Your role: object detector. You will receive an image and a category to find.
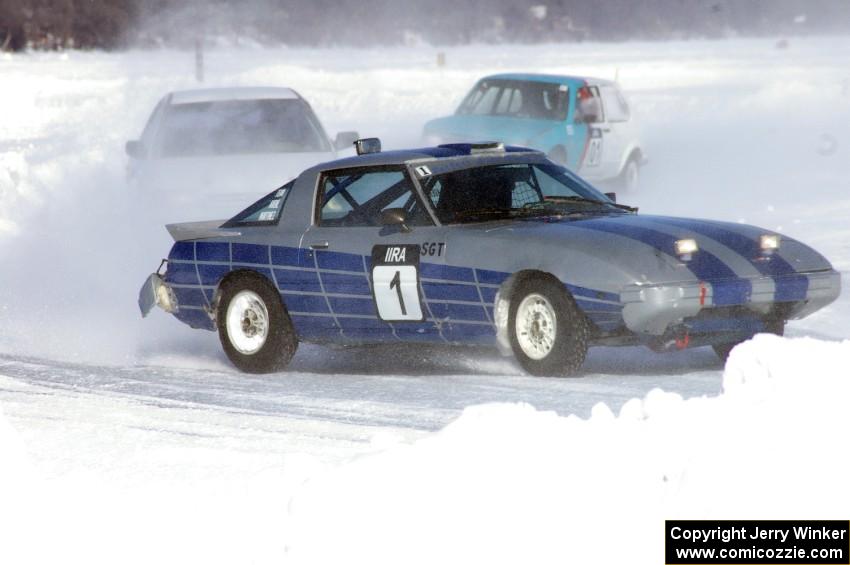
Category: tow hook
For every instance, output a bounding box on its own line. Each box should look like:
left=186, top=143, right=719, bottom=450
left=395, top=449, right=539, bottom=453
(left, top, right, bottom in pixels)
left=648, top=326, right=691, bottom=352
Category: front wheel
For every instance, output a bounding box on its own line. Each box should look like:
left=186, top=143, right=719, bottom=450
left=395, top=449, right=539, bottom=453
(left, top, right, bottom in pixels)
left=508, top=275, right=588, bottom=376
left=218, top=273, right=298, bottom=373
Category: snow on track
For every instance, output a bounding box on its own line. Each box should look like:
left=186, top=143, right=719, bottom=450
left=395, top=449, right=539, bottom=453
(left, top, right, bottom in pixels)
left=0, top=345, right=723, bottom=475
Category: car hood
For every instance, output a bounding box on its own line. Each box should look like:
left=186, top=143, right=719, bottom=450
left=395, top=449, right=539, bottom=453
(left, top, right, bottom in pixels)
left=424, top=115, right=558, bottom=146
left=456, top=213, right=833, bottom=284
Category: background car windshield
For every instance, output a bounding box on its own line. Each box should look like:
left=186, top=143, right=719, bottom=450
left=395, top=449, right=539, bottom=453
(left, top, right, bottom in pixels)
left=422, top=163, right=614, bottom=224
left=158, top=99, right=330, bottom=157
left=457, top=80, right=568, bottom=121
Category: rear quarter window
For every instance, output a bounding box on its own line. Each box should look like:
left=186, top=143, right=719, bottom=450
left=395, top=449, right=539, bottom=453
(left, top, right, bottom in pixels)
left=221, top=180, right=293, bottom=227
left=600, top=86, right=630, bottom=122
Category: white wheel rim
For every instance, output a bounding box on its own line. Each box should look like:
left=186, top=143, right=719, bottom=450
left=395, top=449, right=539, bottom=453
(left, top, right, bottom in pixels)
left=515, top=293, right=557, bottom=360
left=225, top=290, right=269, bottom=355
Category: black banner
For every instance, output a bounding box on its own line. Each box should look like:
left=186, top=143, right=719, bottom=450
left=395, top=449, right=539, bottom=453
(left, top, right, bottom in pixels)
left=666, top=520, right=849, bottom=564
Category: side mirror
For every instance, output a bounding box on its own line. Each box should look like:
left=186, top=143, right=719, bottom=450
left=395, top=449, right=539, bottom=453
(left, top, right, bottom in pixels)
left=604, top=192, right=617, bottom=203
left=334, top=131, right=360, bottom=151
left=380, top=208, right=410, bottom=233
left=125, top=140, right=147, bottom=159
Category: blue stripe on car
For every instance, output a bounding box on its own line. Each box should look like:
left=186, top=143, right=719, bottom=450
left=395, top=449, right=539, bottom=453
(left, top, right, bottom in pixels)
left=475, top=268, right=510, bottom=285
left=650, top=217, right=809, bottom=302
left=195, top=241, right=230, bottom=262
left=282, top=294, right=330, bottom=314
left=272, top=246, right=310, bottom=267
left=428, top=302, right=489, bottom=322
left=172, top=287, right=207, bottom=307
left=575, top=218, right=751, bottom=305
left=165, top=262, right=200, bottom=285
left=197, top=264, right=230, bottom=286
left=320, top=272, right=372, bottom=295
left=327, top=296, right=376, bottom=316
left=479, top=287, right=499, bottom=302
left=288, top=315, right=340, bottom=339
left=274, top=269, right=322, bottom=293
left=165, top=242, right=626, bottom=341
left=421, top=281, right=481, bottom=302
left=420, top=263, right=476, bottom=283
left=232, top=243, right=269, bottom=264
left=169, top=241, right=194, bottom=261
left=315, top=250, right=364, bottom=272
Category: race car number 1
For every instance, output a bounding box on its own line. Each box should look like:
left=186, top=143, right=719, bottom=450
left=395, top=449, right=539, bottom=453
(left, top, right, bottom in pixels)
left=371, top=244, right=424, bottom=322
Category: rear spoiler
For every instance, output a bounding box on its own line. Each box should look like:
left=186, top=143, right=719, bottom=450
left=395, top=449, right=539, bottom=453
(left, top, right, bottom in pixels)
left=166, top=220, right=240, bottom=242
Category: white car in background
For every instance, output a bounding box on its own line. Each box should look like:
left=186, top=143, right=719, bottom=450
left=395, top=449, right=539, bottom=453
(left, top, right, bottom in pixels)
left=126, top=87, right=358, bottom=221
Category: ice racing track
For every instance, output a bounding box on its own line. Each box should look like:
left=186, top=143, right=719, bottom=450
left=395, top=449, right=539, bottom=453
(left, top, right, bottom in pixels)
left=2, top=36, right=849, bottom=468
left=0, top=344, right=723, bottom=445
left=2, top=38, right=850, bottom=564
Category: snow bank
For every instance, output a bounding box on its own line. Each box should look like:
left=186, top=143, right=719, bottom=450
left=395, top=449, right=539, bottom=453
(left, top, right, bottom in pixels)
left=285, top=335, right=850, bottom=564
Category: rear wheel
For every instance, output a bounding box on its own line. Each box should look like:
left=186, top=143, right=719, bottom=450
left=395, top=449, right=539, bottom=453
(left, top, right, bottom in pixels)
left=712, top=318, right=785, bottom=362
left=508, top=275, right=588, bottom=376
left=218, top=273, right=297, bottom=373
left=619, top=157, right=639, bottom=191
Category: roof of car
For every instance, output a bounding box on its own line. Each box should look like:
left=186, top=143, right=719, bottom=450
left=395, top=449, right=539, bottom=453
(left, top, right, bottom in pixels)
left=312, top=143, right=540, bottom=171
left=169, top=87, right=301, bottom=105
left=480, top=73, right=616, bottom=87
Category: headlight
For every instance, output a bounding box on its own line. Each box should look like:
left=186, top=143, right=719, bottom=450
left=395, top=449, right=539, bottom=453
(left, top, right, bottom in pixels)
left=675, top=238, right=699, bottom=260
left=760, top=234, right=781, bottom=254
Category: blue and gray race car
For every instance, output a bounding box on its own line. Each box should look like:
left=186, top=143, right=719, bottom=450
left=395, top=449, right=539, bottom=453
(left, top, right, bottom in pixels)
left=139, top=140, right=840, bottom=375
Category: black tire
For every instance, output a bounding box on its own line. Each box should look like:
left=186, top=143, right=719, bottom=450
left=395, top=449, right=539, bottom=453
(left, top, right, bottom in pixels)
left=712, top=318, right=785, bottom=362
left=547, top=146, right=568, bottom=166
left=618, top=156, right=639, bottom=191
left=217, top=273, right=297, bottom=373
left=508, top=275, right=588, bottom=376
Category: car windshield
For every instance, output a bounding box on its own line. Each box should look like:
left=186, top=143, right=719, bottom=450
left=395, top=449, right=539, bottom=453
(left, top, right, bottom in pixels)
left=421, top=163, right=621, bottom=224
left=456, top=79, right=568, bottom=121
left=158, top=99, right=330, bottom=157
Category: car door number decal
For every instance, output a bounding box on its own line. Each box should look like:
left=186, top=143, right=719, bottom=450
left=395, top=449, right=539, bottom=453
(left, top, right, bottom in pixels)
left=371, top=244, right=424, bottom=322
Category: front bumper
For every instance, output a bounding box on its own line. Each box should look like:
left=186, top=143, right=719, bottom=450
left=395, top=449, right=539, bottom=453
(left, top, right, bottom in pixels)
left=619, top=269, right=841, bottom=336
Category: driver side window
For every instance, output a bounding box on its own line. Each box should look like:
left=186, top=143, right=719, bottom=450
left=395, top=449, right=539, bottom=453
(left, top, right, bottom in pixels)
left=318, top=168, right=432, bottom=227
left=575, top=86, right=603, bottom=124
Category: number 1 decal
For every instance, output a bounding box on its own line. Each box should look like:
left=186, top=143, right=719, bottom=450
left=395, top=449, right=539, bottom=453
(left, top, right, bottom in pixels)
left=389, top=270, right=406, bottom=316
left=371, top=244, right=424, bottom=322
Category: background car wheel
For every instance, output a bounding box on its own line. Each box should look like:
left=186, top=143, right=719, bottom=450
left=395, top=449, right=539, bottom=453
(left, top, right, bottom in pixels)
left=619, top=157, right=640, bottom=191
left=218, top=273, right=297, bottom=373
left=508, top=275, right=588, bottom=376
left=712, top=318, right=785, bottom=361
left=547, top=146, right=568, bottom=166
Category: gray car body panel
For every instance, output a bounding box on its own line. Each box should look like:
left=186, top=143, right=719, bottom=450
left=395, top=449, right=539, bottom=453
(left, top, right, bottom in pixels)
left=145, top=145, right=841, bottom=351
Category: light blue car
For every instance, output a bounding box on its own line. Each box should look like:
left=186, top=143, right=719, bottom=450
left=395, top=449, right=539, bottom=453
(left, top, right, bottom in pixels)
left=423, top=73, right=645, bottom=189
